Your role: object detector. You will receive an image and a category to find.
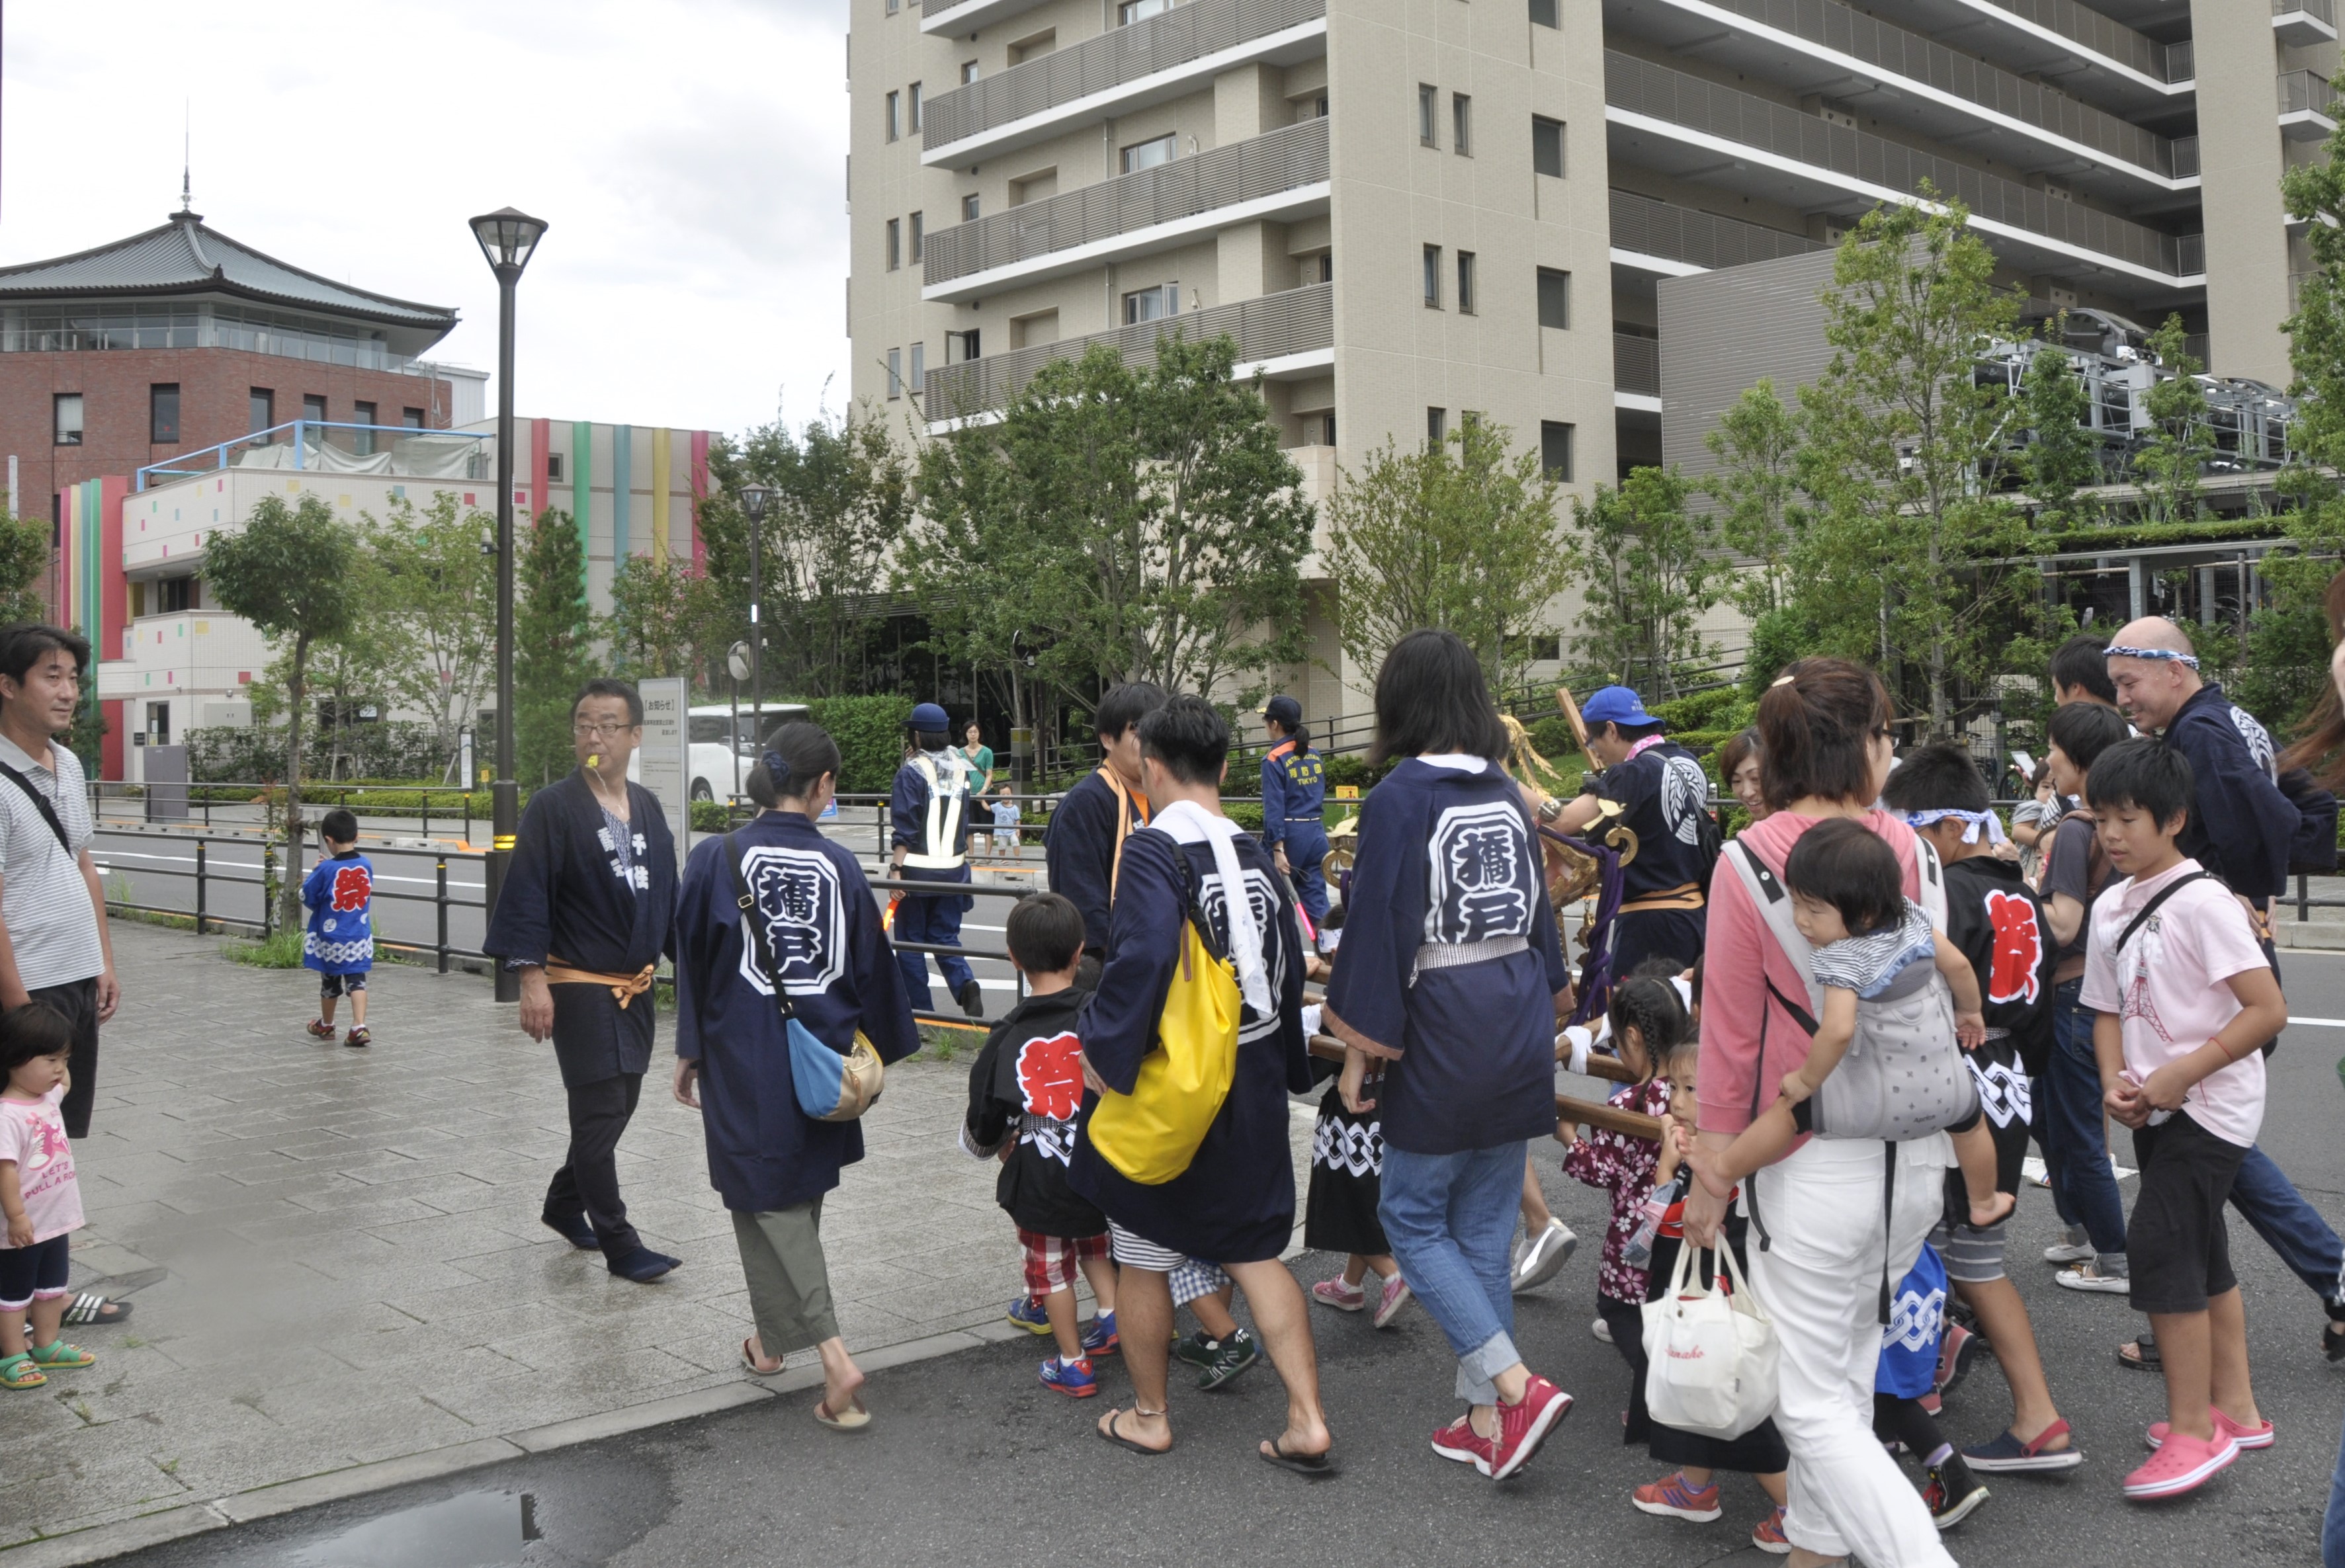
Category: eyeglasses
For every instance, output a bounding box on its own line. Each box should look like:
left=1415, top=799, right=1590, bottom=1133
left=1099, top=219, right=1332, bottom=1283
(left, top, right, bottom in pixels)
left=572, top=721, right=636, bottom=738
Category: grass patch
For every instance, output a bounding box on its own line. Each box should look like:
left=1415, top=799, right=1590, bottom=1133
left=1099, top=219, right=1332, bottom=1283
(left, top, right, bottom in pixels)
left=107, top=907, right=200, bottom=934
left=224, top=930, right=306, bottom=969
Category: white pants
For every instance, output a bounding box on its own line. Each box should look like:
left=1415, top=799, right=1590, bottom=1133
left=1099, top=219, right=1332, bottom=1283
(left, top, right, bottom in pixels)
left=1746, top=1134, right=1957, bottom=1567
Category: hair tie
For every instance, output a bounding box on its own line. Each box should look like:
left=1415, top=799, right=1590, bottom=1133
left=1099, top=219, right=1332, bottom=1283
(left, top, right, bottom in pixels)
left=763, top=751, right=791, bottom=787
left=1770, top=674, right=1795, bottom=687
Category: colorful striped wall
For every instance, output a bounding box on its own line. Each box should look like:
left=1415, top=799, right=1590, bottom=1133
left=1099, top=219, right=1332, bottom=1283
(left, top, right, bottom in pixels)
left=650, top=428, right=672, bottom=559
left=58, top=477, right=128, bottom=778
left=611, top=425, right=633, bottom=560
left=572, top=421, right=593, bottom=556
left=689, top=431, right=708, bottom=574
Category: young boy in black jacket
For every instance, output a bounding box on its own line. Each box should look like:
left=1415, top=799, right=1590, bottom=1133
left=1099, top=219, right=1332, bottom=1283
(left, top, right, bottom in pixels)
left=962, top=892, right=1121, bottom=1397
left=1882, top=745, right=2083, bottom=1483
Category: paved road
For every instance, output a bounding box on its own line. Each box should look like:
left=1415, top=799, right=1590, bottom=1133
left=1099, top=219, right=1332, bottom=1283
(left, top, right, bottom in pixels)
left=105, top=956, right=2345, bottom=1567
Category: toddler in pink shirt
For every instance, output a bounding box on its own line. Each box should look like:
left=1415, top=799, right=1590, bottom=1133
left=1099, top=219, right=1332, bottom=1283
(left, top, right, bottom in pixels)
left=0, top=1003, right=94, bottom=1390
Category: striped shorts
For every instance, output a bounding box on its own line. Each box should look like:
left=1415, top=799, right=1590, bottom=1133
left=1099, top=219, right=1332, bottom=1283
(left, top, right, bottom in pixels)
left=1927, top=1217, right=2008, bottom=1284
left=1107, top=1221, right=1232, bottom=1305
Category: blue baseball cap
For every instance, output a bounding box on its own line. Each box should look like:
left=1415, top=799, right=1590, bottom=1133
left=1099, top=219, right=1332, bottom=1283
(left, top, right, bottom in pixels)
left=1259, top=694, right=1302, bottom=726
left=1580, top=685, right=1658, bottom=729
left=910, top=702, right=950, bottom=731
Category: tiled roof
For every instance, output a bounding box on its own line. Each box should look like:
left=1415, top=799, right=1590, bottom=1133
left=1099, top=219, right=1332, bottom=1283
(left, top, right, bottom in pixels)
left=0, top=212, right=457, bottom=334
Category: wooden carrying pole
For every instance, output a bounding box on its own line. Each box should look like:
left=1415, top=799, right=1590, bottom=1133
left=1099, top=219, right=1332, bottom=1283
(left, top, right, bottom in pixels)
left=1308, top=1036, right=1662, bottom=1141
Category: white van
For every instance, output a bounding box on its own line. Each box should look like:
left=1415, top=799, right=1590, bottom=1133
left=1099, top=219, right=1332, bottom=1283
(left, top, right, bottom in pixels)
left=686, top=702, right=808, bottom=801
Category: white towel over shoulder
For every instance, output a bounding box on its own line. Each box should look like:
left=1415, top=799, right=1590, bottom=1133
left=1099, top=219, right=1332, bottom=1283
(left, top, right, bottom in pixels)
left=1151, top=799, right=1273, bottom=1017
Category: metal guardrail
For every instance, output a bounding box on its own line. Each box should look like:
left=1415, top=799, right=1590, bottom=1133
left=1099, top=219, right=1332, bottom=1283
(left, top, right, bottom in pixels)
left=922, top=281, right=1331, bottom=417
left=1977, top=0, right=2185, bottom=84
left=1605, top=51, right=2203, bottom=280
left=1607, top=188, right=1828, bottom=270
left=1698, top=0, right=2185, bottom=177
left=2279, top=0, right=2338, bottom=26
left=91, top=780, right=488, bottom=845
left=134, top=419, right=493, bottom=493
left=2281, top=67, right=2341, bottom=118
left=924, top=118, right=1327, bottom=286
left=923, top=0, right=1325, bottom=151
left=1615, top=333, right=1660, bottom=397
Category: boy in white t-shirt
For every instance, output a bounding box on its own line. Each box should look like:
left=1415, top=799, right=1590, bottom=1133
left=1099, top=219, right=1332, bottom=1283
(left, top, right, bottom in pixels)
left=2079, top=740, right=2288, bottom=1504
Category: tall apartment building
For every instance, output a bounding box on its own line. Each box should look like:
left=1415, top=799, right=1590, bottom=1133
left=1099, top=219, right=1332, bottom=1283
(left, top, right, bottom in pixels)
left=848, top=0, right=2334, bottom=706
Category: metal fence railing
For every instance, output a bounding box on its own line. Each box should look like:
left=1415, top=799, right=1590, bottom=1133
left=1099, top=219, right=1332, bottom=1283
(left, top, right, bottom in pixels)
left=1605, top=50, right=2203, bottom=280
left=924, top=118, right=1327, bottom=286
left=1607, top=188, right=1828, bottom=270
left=2281, top=67, right=2341, bottom=120
left=2280, top=0, right=2337, bottom=25
left=923, top=0, right=1325, bottom=151
left=1977, top=0, right=2186, bottom=83
left=922, top=281, right=1332, bottom=417
left=1700, top=0, right=2186, bottom=177
left=89, top=780, right=490, bottom=845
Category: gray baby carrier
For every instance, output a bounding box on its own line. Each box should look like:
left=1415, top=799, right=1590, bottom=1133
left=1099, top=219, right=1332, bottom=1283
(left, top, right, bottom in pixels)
left=1723, top=835, right=1978, bottom=1142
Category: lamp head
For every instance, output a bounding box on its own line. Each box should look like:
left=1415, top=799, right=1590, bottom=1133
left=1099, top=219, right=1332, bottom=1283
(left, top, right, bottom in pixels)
left=739, top=482, right=773, bottom=524
left=468, top=207, right=549, bottom=277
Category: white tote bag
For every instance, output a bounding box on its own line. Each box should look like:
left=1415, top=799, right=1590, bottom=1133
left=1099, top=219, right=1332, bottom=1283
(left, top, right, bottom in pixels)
left=1641, top=1241, right=1780, bottom=1440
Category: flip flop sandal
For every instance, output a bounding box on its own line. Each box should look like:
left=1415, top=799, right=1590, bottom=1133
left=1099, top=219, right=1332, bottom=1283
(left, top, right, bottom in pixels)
left=742, top=1339, right=786, bottom=1377
left=813, top=1394, right=871, bottom=1431
left=2117, top=1339, right=2160, bottom=1372
left=0, top=1354, right=45, bottom=1390
left=2325, top=1317, right=2345, bottom=1364
left=1259, top=1437, right=1338, bottom=1479
left=60, top=1292, right=131, bottom=1327
left=1097, top=1408, right=1170, bottom=1457
left=26, top=1341, right=93, bottom=1370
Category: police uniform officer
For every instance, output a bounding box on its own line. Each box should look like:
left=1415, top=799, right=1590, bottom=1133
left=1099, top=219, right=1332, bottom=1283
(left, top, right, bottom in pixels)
left=1258, top=694, right=1330, bottom=930
left=890, top=702, right=984, bottom=1018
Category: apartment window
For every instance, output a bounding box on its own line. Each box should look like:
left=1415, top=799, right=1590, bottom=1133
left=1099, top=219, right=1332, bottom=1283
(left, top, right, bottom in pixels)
left=909, top=82, right=923, bottom=132
left=149, top=384, right=181, bottom=444
left=1453, top=93, right=1472, bottom=155
left=1529, top=634, right=1560, bottom=662
left=950, top=328, right=981, bottom=361
left=886, top=90, right=900, bottom=142
left=886, top=218, right=902, bottom=270
left=1320, top=413, right=1338, bottom=445
left=54, top=393, right=83, bottom=447
left=303, top=393, right=328, bottom=428
left=1427, top=407, right=1447, bottom=445
left=886, top=0, right=898, bottom=16
left=157, top=576, right=194, bottom=614
left=1316, top=252, right=1334, bottom=283
left=1541, top=420, right=1574, bottom=480
left=1121, top=133, right=1177, bottom=174
left=1422, top=245, right=1443, bottom=308
left=910, top=341, right=927, bottom=394
left=1457, top=251, right=1477, bottom=314
left=962, top=192, right=980, bottom=221
left=249, top=388, right=275, bottom=433
left=961, top=60, right=978, bottom=83
left=402, top=407, right=425, bottom=429
left=1532, top=116, right=1565, bottom=179
left=1119, top=0, right=1173, bottom=22
left=548, top=454, right=565, bottom=481
left=1123, top=282, right=1180, bottom=323
left=1537, top=267, right=1571, bottom=329
left=1530, top=0, right=1559, bottom=26
left=888, top=347, right=903, bottom=398
left=1418, top=84, right=1438, bottom=147
left=353, top=400, right=377, bottom=455
left=910, top=211, right=924, bottom=263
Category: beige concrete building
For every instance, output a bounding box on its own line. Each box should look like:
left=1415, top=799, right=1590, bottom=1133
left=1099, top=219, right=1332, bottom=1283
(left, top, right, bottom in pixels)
left=848, top=0, right=2335, bottom=708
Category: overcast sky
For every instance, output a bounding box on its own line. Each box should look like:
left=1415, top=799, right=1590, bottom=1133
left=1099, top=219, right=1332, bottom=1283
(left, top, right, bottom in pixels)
left=3, top=0, right=849, bottom=439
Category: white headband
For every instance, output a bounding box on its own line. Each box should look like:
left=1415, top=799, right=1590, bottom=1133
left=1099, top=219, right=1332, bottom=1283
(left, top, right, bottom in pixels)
left=1902, top=807, right=2007, bottom=846
left=2105, top=643, right=2199, bottom=670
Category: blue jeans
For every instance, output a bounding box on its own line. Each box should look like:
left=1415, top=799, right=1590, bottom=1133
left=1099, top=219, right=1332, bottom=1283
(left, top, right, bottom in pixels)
left=892, top=891, right=974, bottom=1011
left=1281, top=825, right=1330, bottom=928
left=2041, top=978, right=2127, bottom=1260
left=1379, top=1140, right=1526, bottom=1404
left=2326, top=1408, right=2345, bottom=1568
left=2229, top=1142, right=2345, bottom=1306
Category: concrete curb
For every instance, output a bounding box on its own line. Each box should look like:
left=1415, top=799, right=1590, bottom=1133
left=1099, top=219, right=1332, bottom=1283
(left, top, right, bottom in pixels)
left=0, top=1319, right=1037, bottom=1567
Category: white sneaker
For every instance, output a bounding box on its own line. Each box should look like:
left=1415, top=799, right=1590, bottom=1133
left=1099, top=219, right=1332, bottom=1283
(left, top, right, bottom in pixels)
left=1512, top=1218, right=1577, bottom=1294
left=1590, top=1315, right=1613, bottom=1344
left=2042, top=1240, right=2095, bottom=1264
left=2055, top=1262, right=2131, bottom=1295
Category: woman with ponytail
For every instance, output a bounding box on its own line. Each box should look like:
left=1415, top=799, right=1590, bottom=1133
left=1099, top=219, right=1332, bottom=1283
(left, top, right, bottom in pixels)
left=672, top=721, right=921, bottom=1428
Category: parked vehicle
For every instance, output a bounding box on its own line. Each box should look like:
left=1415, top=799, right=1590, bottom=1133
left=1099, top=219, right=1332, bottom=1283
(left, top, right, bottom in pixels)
left=686, top=702, right=807, bottom=801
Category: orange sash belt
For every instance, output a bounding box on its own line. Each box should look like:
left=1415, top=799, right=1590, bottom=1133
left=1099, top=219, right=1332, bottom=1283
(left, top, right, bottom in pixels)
left=544, top=961, right=656, bottom=1009
left=1619, top=882, right=1705, bottom=915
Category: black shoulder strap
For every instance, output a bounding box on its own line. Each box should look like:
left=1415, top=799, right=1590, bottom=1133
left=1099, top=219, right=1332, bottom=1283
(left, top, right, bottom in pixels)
left=0, top=759, right=72, bottom=857
left=2113, top=870, right=2211, bottom=958
left=724, top=831, right=797, bottom=1021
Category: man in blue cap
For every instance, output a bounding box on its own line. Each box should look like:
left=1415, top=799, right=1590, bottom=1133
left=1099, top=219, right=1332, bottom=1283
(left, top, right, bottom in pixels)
left=1547, top=684, right=1717, bottom=976
left=1258, top=695, right=1329, bottom=934
left=891, top=702, right=984, bottom=1018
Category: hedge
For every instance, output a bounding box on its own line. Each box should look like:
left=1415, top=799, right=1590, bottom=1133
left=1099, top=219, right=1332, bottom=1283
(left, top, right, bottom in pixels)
left=805, top=696, right=915, bottom=794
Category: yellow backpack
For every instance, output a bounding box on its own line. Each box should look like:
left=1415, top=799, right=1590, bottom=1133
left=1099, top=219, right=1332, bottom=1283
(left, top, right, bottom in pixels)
left=1087, top=845, right=1243, bottom=1185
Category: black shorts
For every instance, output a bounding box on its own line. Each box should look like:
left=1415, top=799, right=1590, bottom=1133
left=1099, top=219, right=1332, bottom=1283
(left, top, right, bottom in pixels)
left=0, top=1233, right=71, bottom=1309
left=2127, top=1110, right=2246, bottom=1315
left=28, top=979, right=98, bottom=1140
left=320, top=972, right=368, bottom=998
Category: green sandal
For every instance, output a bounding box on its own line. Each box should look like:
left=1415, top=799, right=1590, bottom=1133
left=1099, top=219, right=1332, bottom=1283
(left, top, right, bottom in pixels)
left=26, top=1340, right=93, bottom=1370
left=0, top=1353, right=46, bottom=1389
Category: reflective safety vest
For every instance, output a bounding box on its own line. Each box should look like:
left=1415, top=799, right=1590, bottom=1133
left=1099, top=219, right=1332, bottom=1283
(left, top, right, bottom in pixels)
left=903, top=751, right=975, bottom=870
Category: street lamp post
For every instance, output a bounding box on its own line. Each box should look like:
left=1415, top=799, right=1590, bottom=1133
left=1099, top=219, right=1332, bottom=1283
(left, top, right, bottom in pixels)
left=738, top=483, right=772, bottom=746
left=468, top=206, right=548, bottom=1005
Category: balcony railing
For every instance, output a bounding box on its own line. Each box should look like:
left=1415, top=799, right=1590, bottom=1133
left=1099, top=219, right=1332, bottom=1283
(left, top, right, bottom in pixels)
left=1608, top=188, right=1828, bottom=270
left=925, top=119, right=1327, bottom=287
left=135, top=421, right=492, bottom=493
left=1975, top=0, right=2188, bottom=84
left=1606, top=52, right=2203, bottom=280
left=1615, top=334, right=1660, bottom=397
left=1696, top=0, right=2188, bottom=177
left=2280, top=0, right=2337, bottom=22
left=921, top=282, right=1332, bottom=417
left=2281, top=67, right=2341, bottom=116
left=923, top=0, right=1325, bottom=152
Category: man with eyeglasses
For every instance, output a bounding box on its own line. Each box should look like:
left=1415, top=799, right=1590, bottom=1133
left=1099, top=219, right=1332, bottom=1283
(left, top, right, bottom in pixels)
left=486, top=679, right=683, bottom=1282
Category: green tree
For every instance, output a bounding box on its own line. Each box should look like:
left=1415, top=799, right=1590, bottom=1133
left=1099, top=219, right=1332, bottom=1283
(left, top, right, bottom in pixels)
left=366, top=490, right=497, bottom=764
left=1701, top=380, right=1803, bottom=621
left=0, top=508, right=52, bottom=626
left=204, top=494, right=361, bottom=927
left=1562, top=465, right=1723, bottom=698
left=515, top=507, right=596, bottom=784
left=1793, top=194, right=2029, bottom=735
left=1320, top=418, right=1573, bottom=689
left=2014, top=325, right=2103, bottom=530
left=2131, top=315, right=2214, bottom=526
left=608, top=552, right=704, bottom=680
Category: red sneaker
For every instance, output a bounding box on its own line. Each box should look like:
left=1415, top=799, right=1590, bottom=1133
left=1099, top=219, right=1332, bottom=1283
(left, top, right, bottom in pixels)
left=1429, top=1413, right=1492, bottom=1473
left=1631, top=1470, right=1722, bottom=1522
left=1487, top=1376, right=1572, bottom=1481
left=2123, top=1431, right=2237, bottom=1499
left=1750, top=1506, right=1791, bottom=1555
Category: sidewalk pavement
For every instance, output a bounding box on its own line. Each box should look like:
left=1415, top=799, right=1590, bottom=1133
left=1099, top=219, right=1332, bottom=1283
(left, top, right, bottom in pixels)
left=2, top=922, right=1316, bottom=1556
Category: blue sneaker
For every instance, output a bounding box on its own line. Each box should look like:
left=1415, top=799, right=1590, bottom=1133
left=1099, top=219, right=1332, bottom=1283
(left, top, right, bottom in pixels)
left=1081, top=1309, right=1120, bottom=1358
left=1039, top=1354, right=1097, bottom=1398
left=1005, top=1296, right=1052, bottom=1335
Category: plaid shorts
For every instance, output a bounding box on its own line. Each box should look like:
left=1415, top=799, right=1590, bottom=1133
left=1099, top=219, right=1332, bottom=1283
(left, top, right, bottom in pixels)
left=1107, top=1221, right=1232, bottom=1305
left=1019, top=1229, right=1109, bottom=1298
